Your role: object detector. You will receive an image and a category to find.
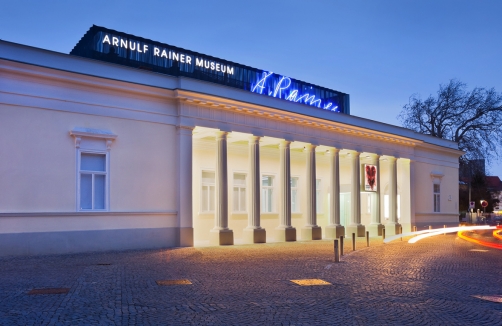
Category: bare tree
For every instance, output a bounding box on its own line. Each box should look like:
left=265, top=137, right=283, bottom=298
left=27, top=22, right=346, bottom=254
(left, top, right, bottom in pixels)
left=398, top=80, right=502, bottom=164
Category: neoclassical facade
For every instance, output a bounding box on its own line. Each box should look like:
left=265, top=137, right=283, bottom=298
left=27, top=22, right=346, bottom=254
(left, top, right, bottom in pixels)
left=0, top=35, right=462, bottom=256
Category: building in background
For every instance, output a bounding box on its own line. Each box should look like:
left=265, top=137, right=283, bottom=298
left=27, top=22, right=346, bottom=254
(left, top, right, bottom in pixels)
left=0, top=26, right=463, bottom=256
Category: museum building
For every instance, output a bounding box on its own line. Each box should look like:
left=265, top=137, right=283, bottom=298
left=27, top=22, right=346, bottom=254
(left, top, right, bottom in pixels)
left=0, top=26, right=463, bottom=256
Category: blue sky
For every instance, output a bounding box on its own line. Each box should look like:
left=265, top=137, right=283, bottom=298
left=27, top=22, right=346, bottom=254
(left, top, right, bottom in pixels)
left=1, top=0, right=501, bottom=174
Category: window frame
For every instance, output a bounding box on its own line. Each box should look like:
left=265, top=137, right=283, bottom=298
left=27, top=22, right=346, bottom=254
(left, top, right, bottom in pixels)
left=261, top=174, right=275, bottom=213
left=77, top=149, right=109, bottom=211
left=433, top=183, right=440, bottom=212
left=291, top=176, right=300, bottom=213
left=200, top=170, right=216, bottom=213
left=232, top=172, right=247, bottom=213
left=316, top=178, right=323, bottom=213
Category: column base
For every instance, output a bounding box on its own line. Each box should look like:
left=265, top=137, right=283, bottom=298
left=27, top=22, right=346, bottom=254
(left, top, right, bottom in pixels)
left=367, top=224, right=385, bottom=237
left=243, top=228, right=266, bottom=244
left=384, top=223, right=402, bottom=236
left=346, top=224, right=365, bottom=237
left=179, top=227, right=194, bottom=247
left=325, top=225, right=345, bottom=239
left=209, top=229, right=234, bottom=246
left=275, top=227, right=296, bottom=242
left=301, top=226, right=322, bottom=240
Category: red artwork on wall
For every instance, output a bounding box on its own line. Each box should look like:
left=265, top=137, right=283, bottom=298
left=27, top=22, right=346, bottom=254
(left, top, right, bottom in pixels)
left=365, top=164, right=377, bottom=191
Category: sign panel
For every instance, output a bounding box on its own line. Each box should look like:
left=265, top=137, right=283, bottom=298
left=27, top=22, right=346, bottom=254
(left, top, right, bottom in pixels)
left=469, top=201, right=475, bottom=209
left=481, top=200, right=488, bottom=208
left=70, top=26, right=350, bottom=114
left=364, top=164, right=378, bottom=192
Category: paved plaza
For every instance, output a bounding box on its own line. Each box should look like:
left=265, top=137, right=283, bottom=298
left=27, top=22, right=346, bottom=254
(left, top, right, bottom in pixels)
left=0, top=233, right=501, bottom=325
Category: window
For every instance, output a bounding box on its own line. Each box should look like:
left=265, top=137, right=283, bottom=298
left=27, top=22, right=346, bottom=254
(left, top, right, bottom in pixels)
left=201, top=171, right=215, bottom=212
left=261, top=175, right=274, bottom=213
left=233, top=173, right=247, bottom=212
left=79, top=152, right=107, bottom=210
left=316, top=179, right=322, bottom=213
left=433, top=184, right=440, bottom=212
left=384, top=195, right=389, bottom=218
left=291, top=177, right=300, bottom=213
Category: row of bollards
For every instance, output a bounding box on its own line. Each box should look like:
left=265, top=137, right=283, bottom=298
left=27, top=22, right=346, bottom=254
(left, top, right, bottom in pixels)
left=334, top=225, right=415, bottom=262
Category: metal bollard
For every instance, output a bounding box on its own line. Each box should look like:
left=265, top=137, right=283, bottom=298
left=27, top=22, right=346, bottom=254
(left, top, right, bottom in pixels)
left=400, top=226, right=403, bottom=241
left=340, top=236, right=344, bottom=256
left=334, top=239, right=340, bottom=263
left=352, top=233, right=356, bottom=251
left=413, top=226, right=417, bottom=232
left=444, top=224, right=446, bottom=235
left=366, top=231, right=369, bottom=247
left=382, top=228, right=386, bottom=241
left=429, top=225, right=432, bottom=230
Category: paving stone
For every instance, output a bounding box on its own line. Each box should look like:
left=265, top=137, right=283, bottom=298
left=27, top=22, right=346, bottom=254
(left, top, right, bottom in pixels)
left=0, top=234, right=501, bottom=325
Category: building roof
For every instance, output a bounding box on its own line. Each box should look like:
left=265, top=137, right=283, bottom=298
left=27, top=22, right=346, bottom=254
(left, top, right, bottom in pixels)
left=0, top=39, right=462, bottom=154
left=486, top=176, right=502, bottom=191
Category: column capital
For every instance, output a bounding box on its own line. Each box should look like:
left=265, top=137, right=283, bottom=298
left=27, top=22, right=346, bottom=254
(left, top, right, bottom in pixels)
left=326, top=148, right=341, bottom=155
left=304, top=144, right=317, bottom=152
left=249, top=135, right=261, bottom=143
left=280, top=140, right=292, bottom=148
left=215, top=131, right=229, bottom=139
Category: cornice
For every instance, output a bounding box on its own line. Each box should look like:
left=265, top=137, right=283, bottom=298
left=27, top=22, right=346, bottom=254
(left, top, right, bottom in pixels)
left=175, top=89, right=421, bottom=147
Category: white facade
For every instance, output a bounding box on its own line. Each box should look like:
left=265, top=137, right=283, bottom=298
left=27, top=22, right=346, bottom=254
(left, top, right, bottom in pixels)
left=0, top=40, right=462, bottom=256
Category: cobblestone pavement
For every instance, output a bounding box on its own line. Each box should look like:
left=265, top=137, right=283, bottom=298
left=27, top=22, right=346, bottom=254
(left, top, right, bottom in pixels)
left=1, top=233, right=501, bottom=325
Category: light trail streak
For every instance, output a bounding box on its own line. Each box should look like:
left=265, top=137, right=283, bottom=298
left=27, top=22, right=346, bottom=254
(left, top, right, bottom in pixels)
left=458, top=229, right=502, bottom=250
left=383, top=225, right=494, bottom=244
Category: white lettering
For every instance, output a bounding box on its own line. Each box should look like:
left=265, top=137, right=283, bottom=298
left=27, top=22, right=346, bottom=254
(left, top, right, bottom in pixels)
left=137, top=43, right=142, bottom=53
left=112, top=37, right=119, bottom=46
left=186, top=56, right=192, bottom=64
left=204, top=60, right=210, bottom=68
left=210, top=62, right=215, bottom=70
left=216, top=63, right=220, bottom=72
left=172, top=52, right=179, bottom=61
left=180, top=54, right=185, bottom=63
left=169, top=51, right=171, bottom=59
left=273, top=77, right=291, bottom=98
left=161, top=49, right=168, bottom=58
left=120, top=39, right=127, bottom=49
left=286, top=90, right=298, bottom=101
left=102, top=35, right=111, bottom=44
left=221, top=65, right=226, bottom=73
left=227, top=66, right=234, bottom=75
left=196, top=58, right=204, bottom=66
left=154, top=47, right=160, bottom=56
left=143, top=44, right=148, bottom=53
left=129, top=41, right=136, bottom=51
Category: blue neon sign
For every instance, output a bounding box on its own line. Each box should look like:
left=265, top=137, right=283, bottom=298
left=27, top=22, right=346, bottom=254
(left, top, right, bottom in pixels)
left=251, top=72, right=339, bottom=112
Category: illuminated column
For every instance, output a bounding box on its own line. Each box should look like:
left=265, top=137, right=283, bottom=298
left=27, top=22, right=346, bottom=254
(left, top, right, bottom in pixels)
left=301, top=144, right=322, bottom=240
left=346, top=151, right=365, bottom=237
left=385, top=156, right=401, bottom=235
left=275, top=140, right=296, bottom=241
left=243, top=135, right=266, bottom=243
left=325, top=148, right=344, bottom=238
left=177, top=125, right=194, bottom=247
left=210, top=131, right=234, bottom=245
left=368, top=154, right=384, bottom=236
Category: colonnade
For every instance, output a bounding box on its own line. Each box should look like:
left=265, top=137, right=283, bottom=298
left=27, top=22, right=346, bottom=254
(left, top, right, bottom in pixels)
left=208, top=131, right=402, bottom=245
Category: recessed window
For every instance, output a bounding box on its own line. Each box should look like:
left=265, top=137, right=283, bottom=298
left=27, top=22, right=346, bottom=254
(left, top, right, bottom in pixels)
left=316, top=179, right=322, bottom=213
left=233, top=173, right=247, bottom=213
left=384, top=195, right=389, bottom=218
left=261, top=175, right=274, bottom=213
left=79, top=152, right=107, bottom=210
left=201, top=171, right=215, bottom=213
left=291, top=177, right=300, bottom=213
left=433, top=184, right=440, bottom=212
